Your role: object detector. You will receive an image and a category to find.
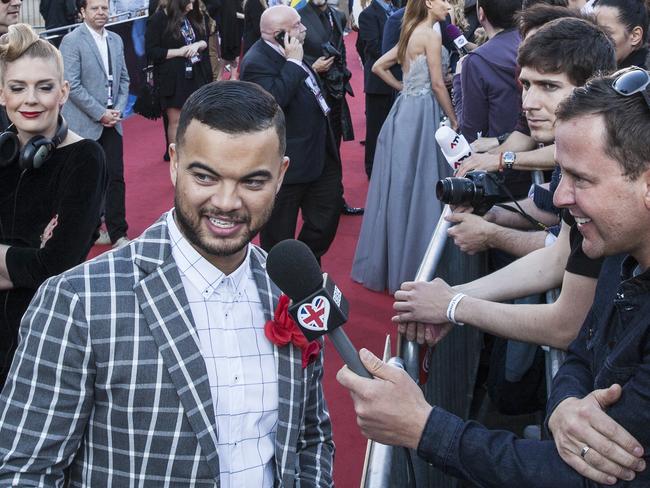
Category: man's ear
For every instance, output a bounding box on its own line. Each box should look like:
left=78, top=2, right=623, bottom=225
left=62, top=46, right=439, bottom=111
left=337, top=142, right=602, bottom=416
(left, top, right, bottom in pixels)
left=477, top=5, right=486, bottom=25
left=169, top=143, right=178, bottom=187
left=631, top=26, right=644, bottom=49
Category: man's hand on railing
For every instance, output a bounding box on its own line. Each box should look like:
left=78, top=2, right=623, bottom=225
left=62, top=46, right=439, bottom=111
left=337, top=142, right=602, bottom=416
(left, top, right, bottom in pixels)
left=392, top=279, right=457, bottom=346
left=446, top=212, right=496, bottom=255
left=548, top=385, right=645, bottom=484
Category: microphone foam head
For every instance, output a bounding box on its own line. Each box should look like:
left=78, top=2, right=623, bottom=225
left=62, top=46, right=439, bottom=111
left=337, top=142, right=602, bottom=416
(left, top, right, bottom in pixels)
left=445, top=23, right=463, bottom=40
left=266, top=239, right=323, bottom=302
left=435, top=126, right=472, bottom=169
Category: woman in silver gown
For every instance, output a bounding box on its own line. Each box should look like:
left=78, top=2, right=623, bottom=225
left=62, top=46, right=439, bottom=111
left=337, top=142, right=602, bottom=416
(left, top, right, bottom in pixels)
left=351, top=0, right=459, bottom=293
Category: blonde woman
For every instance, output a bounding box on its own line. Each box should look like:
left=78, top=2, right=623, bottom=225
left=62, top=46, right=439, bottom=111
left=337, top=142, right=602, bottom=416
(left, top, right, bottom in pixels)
left=0, top=23, right=106, bottom=388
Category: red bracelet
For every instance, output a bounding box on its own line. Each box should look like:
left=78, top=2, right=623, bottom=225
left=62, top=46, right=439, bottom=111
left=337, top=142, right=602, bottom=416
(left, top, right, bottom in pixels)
left=498, top=152, right=505, bottom=172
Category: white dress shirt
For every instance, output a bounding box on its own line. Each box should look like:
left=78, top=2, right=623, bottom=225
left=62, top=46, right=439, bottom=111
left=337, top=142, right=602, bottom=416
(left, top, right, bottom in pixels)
left=167, top=211, right=278, bottom=488
left=84, top=22, right=110, bottom=75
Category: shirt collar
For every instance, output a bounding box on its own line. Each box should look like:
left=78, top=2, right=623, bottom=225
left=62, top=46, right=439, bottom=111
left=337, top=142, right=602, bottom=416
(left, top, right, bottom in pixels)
left=375, top=0, right=394, bottom=15
left=166, top=210, right=253, bottom=299
left=84, top=22, right=107, bottom=42
left=264, top=39, right=286, bottom=57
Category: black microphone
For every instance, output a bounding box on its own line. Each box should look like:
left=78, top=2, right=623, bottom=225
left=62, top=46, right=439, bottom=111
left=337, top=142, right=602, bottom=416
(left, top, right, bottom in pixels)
left=445, top=24, right=470, bottom=56
left=266, top=239, right=372, bottom=378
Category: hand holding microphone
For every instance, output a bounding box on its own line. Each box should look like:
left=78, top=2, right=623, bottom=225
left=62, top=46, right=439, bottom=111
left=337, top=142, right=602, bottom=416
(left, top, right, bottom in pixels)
left=266, top=239, right=372, bottom=378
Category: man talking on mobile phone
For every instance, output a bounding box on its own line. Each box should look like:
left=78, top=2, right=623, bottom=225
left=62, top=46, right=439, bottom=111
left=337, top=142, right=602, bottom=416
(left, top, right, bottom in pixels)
left=240, top=5, right=344, bottom=265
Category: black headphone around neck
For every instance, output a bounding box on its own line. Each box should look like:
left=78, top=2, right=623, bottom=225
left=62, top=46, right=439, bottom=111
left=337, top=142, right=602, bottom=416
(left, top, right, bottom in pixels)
left=0, top=115, right=68, bottom=171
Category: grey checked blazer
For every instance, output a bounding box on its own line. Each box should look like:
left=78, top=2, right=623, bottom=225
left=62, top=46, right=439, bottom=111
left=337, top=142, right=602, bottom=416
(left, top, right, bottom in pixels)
left=60, top=24, right=130, bottom=139
left=0, top=216, right=334, bottom=487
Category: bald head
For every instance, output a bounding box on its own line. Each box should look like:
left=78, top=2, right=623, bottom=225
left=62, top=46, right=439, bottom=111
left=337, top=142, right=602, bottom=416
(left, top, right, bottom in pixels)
left=260, top=5, right=303, bottom=42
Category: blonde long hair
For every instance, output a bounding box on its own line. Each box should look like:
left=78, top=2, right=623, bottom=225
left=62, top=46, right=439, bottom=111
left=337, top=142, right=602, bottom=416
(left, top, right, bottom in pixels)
left=0, top=23, right=64, bottom=83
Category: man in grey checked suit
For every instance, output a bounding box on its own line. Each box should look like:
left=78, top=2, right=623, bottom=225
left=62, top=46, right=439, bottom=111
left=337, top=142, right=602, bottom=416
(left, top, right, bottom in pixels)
left=0, top=81, right=334, bottom=487
left=60, top=0, right=131, bottom=248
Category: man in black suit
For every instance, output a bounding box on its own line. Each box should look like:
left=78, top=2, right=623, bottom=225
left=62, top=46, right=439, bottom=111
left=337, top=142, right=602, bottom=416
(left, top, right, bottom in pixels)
left=240, top=5, right=343, bottom=261
left=358, top=0, right=396, bottom=178
left=299, top=0, right=363, bottom=216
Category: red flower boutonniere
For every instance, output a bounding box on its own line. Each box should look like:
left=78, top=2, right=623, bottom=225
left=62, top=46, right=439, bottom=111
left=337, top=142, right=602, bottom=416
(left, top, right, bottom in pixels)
left=265, top=294, right=322, bottom=368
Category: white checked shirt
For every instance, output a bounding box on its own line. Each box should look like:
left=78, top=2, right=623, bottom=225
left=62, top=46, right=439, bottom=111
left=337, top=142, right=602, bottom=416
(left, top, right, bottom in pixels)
left=167, top=211, right=278, bottom=488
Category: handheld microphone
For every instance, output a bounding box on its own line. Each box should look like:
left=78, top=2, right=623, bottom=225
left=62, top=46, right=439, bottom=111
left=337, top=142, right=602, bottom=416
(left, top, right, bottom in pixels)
left=435, top=125, right=472, bottom=171
left=445, top=24, right=470, bottom=56
left=266, top=239, right=372, bottom=378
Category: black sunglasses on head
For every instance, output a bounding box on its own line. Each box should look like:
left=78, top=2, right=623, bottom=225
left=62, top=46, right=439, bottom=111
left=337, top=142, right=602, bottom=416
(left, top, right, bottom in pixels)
left=611, top=66, right=650, bottom=109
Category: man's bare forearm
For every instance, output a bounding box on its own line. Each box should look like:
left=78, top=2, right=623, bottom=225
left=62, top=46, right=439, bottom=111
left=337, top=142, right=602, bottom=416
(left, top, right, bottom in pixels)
left=490, top=198, right=559, bottom=230
left=455, top=222, right=571, bottom=301
left=489, top=143, right=556, bottom=171
left=487, top=225, right=547, bottom=258
left=454, top=271, right=597, bottom=349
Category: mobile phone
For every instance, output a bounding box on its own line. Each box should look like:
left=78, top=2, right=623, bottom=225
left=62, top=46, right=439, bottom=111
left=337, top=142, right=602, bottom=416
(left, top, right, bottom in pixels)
left=274, top=30, right=287, bottom=48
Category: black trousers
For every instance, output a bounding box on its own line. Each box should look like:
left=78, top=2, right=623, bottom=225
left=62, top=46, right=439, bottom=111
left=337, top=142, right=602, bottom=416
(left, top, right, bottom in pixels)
left=364, top=93, right=394, bottom=178
left=98, top=127, right=128, bottom=242
left=260, top=147, right=343, bottom=260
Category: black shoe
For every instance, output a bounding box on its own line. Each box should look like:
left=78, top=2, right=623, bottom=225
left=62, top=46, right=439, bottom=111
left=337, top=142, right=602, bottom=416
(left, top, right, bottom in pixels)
left=342, top=204, right=364, bottom=215
left=163, top=151, right=170, bottom=162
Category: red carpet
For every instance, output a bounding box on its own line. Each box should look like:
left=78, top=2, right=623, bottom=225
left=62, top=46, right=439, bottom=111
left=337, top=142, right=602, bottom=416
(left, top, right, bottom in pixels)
left=91, top=32, right=394, bottom=486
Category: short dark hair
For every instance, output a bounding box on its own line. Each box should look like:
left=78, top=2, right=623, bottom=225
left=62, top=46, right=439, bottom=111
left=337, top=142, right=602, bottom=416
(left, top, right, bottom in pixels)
left=516, top=4, right=579, bottom=37
left=521, top=0, right=568, bottom=9
left=176, top=81, right=286, bottom=156
left=477, top=0, right=523, bottom=29
left=556, top=72, right=650, bottom=179
left=593, top=0, right=648, bottom=42
left=518, top=17, right=616, bottom=87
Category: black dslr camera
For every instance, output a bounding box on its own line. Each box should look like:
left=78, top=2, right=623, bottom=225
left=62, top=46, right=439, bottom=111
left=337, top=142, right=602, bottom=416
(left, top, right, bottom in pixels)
left=321, top=41, right=342, bottom=60
left=320, top=42, right=350, bottom=100
left=436, top=171, right=511, bottom=216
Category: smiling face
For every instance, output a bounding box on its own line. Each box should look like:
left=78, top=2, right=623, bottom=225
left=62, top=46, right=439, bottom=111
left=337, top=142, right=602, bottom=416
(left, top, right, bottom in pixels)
left=519, top=66, right=576, bottom=144
left=553, top=115, right=650, bottom=264
left=169, top=120, right=289, bottom=274
left=0, top=55, right=68, bottom=142
left=0, top=0, right=21, bottom=34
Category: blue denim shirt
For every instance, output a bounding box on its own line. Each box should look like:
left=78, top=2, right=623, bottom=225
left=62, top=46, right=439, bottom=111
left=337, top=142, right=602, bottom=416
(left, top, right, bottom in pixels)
left=417, top=254, right=650, bottom=487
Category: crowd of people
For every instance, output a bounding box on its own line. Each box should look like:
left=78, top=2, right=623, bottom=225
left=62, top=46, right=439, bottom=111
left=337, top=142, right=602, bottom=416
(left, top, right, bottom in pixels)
left=0, top=0, right=649, bottom=485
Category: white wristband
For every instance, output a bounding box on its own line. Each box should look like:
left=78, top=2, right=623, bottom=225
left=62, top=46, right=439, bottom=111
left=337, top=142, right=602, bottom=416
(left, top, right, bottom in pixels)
left=446, top=293, right=466, bottom=326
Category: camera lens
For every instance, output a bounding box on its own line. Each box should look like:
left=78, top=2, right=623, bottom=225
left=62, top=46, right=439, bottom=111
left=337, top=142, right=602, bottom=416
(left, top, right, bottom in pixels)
left=435, top=177, right=477, bottom=205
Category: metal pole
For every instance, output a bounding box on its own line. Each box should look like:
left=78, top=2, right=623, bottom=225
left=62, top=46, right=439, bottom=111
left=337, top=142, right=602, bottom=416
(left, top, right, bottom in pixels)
left=400, top=205, right=453, bottom=379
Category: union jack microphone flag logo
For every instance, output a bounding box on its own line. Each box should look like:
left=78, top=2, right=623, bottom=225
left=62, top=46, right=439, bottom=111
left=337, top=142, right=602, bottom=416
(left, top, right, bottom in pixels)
left=297, top=296, right=331, bottom=332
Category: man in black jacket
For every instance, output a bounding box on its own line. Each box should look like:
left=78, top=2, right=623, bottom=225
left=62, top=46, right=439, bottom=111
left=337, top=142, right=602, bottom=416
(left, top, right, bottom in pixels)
left=358, top=0, right=396, bottom=178
left=240, top=5, right=343, bottom=261
left=299, top=0, right=363, bottom=215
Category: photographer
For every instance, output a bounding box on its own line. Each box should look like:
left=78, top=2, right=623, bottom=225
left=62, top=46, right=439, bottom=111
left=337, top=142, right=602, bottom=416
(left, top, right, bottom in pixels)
left=0, top=24, right=106, bottom=389
left=299, top=0, right=362, bottom=215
